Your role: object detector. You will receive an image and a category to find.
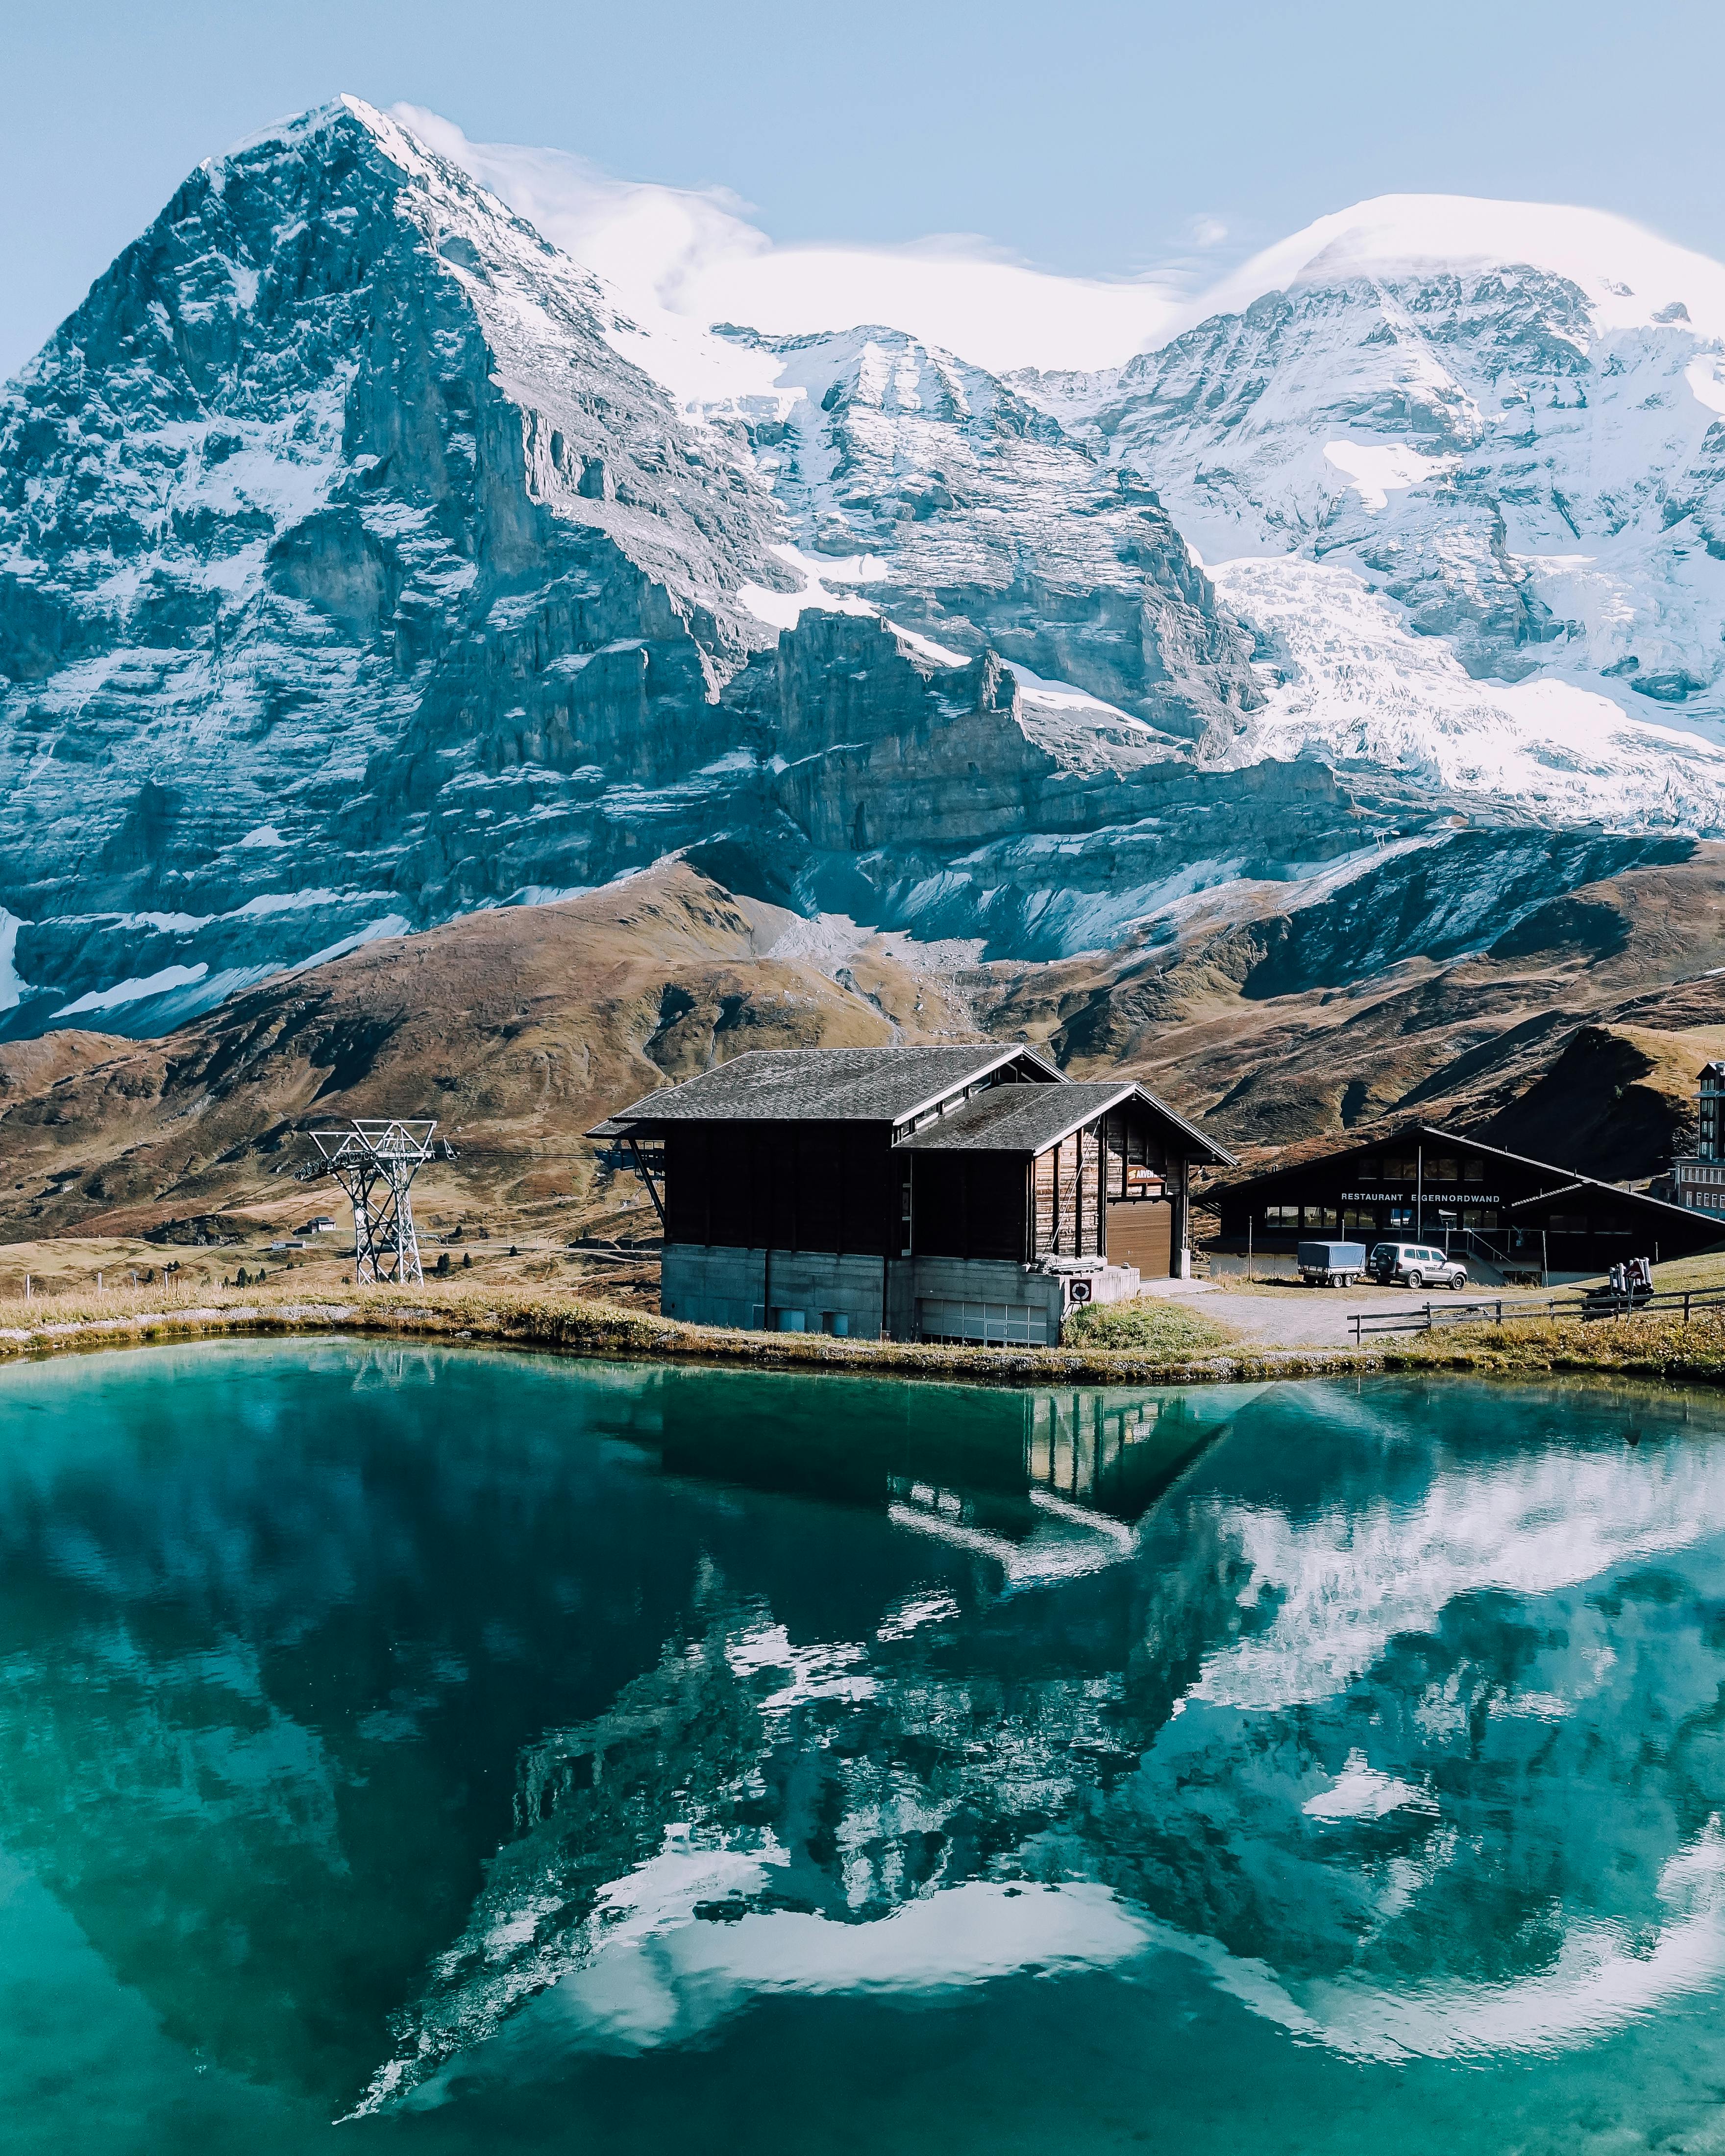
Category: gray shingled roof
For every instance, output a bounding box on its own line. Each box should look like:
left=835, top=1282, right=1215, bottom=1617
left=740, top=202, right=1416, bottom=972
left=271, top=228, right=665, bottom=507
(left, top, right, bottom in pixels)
left=897, top=1080, right=1236, bottom=1164
left=896, top=1081, right=1136, bottom=1155
left=592, top=1045, right=1057, bottom=1129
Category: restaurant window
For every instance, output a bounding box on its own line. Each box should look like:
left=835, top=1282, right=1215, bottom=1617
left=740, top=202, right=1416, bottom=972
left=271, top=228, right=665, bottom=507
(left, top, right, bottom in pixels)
left=1303, top=1205, right=1339, bottom=1229
left=1383, top=1156, right=1417, bottom=1184
left=1343, top=1208, right=1378, bottom=1230
left=1459, top=1207, right=1499, bottom=1229
left=1355, top=1158, right=1380, bottom=1183
left=1430, top=1156, right=1460, bottom=1184
left=1549, top=1214, right=1588, bottom=1234
left=1263, top=1205, right=1301, bottom=1228
left=1463, top=1156, right=1485, bottom=1183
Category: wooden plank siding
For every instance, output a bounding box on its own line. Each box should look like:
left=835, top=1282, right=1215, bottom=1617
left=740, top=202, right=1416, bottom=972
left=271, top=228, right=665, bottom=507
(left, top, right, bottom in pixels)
left=1100, top=1106, right=1173, bottom=1194
left=664, top=1122, right=898, bottom=1254
left=1031, top=1128, right=1104, bottom=1258
left=663, top=1096, right=1196, bottom=1270
left=1100, top=1104, right=1178, bottom=1275
left=906, top=1152, right=1029, bottom=1263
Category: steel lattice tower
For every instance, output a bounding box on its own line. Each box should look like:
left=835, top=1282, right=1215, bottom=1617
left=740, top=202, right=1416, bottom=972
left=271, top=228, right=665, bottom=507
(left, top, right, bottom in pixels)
left=308, top=1119, right=438, bottom=1285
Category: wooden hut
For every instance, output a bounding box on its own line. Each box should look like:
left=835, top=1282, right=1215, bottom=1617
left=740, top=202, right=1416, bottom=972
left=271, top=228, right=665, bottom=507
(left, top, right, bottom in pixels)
left=592, top=1045, right=1233, bottom=1342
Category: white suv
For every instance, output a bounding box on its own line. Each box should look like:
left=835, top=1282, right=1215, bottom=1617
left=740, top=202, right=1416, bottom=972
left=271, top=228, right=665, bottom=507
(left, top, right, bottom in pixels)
left=1368, top=1241, right=1468, bottom=1291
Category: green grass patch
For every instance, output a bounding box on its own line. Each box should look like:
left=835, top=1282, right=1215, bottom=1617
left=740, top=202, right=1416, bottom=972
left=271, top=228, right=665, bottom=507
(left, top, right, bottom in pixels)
left=1060, top=1298, right=1235, bottom=1354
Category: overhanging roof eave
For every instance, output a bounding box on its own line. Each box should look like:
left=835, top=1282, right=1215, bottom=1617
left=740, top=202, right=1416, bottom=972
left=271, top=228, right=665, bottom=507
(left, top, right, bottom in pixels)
left=887, top=1044, right=1063, bottom=1132
left=1137, top=1084, right=1237, bottom=1168
left=1214, top=1120, right=1626, bottom=1200
left=892, top=1079, right=1236, bottom=1163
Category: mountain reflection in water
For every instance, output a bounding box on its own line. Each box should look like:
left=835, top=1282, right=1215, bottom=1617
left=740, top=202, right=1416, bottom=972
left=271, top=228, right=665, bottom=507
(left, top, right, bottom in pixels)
left=2, top=1343, right=1725, bottom=2153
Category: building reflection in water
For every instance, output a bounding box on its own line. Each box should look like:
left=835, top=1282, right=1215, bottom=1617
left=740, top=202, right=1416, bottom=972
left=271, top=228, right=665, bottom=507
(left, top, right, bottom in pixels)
left=884, top=1387, right=1236, bottom=1590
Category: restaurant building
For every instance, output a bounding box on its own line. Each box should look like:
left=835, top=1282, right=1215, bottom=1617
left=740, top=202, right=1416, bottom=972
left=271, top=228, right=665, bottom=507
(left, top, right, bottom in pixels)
left=1212, top=1122, right=1723, bottom=1279
left=1671, top=1062, right=1725, bottom=1219
left=591, top=1045, right=1234, bottom=1343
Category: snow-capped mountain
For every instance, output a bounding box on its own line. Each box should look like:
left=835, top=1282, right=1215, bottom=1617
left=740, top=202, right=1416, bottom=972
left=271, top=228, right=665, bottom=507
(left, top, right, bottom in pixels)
left=448, top=147, right=1725, bottom=838
left=0, top=98, right=789, bottom=1030
left=1012, top=196, right=1725, bottom=824
left=708, top=322, right=1260, bottom=746
left=4, top=112, right=1725, bottom=1040
left=0, top=98, right=1348, bottom=1032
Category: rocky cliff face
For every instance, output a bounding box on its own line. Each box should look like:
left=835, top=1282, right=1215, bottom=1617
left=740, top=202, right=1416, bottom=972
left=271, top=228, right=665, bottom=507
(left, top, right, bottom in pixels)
left=706, top=323, right=1262, bottom=744
left=0, top=101, right=1286, bottom=1035
left=9, top=145, right=1725, bottom=1050
left=0, top=99, right=814, bottom=1033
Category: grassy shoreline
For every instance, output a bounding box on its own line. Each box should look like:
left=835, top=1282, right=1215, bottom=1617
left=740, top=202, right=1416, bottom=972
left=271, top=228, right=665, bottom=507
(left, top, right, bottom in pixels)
left=6, top=1279, right=1725, bottom=1391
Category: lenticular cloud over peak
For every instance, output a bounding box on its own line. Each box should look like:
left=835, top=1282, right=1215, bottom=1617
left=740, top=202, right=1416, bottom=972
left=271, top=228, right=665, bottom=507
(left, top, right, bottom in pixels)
left=388, top=103, right=1188, bottom=374
left=390, top=103, right=770, bottom=318
left=1183, top=190, right=1725, bottom=340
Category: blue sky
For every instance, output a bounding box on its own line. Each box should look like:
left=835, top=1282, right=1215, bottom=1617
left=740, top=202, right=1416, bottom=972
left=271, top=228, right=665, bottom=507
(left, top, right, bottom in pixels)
left=5, top=0, right=1723, bottom=377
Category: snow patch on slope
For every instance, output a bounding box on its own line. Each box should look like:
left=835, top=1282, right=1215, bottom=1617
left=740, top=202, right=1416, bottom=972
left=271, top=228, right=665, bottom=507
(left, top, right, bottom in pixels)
left=1322, top=440, right=1458, bottom=511
left=1211, top=557, right=1725, bottom=826
left=739, top=543, right=968, bottom=665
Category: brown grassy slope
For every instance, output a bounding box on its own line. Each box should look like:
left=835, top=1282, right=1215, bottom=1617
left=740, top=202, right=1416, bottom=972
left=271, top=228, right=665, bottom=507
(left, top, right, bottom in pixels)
left=977, top=844, right=1725, bottom=1172
left=7, top=845, right=1725, bottom=1252
left=0, top=864, right=982, bottom=1243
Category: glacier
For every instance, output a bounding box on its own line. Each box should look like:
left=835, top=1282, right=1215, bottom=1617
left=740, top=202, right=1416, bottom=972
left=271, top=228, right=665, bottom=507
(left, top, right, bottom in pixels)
left=1013, top=195, right=1725, bottom=821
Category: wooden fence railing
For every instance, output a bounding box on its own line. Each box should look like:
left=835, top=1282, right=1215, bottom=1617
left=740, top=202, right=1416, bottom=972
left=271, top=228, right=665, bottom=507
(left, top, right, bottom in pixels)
left=1348, top=1285, right=1725, bottom=1345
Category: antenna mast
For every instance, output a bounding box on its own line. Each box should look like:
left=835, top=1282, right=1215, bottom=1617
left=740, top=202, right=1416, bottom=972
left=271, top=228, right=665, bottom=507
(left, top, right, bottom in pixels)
left=307, top=1119, right=438, bottom=1285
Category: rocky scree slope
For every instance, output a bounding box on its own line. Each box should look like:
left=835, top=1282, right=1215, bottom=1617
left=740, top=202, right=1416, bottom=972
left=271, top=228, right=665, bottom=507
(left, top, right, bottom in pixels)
left=0, top=98, right=1317, bottom=1035
left=981, top=834, right=1725, bottom=1173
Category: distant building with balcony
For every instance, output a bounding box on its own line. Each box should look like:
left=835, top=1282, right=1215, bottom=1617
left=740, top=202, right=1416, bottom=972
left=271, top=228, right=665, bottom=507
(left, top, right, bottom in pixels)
left=1672, top=1062, right=1725, bottom=1218
left=1212, top=1122, right=1723, bottom=1280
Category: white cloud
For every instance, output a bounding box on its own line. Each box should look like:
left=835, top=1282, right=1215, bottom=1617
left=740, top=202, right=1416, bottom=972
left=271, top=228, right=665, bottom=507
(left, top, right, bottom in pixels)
left=392, top=105, right=768, bottom=316
left=388, top=119, right=1725, bottom=383
left=391, top=105, right=1186, bottom=375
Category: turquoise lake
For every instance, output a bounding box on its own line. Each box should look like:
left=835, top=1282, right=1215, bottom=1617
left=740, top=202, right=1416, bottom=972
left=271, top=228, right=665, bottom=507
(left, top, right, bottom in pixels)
left=3, top=1341, right=1725, bottom=2152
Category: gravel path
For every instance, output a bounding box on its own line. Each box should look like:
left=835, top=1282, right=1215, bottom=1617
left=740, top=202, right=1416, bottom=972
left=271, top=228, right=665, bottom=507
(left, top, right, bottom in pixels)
left=1165, top=1280, right=1523, bottom=1351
